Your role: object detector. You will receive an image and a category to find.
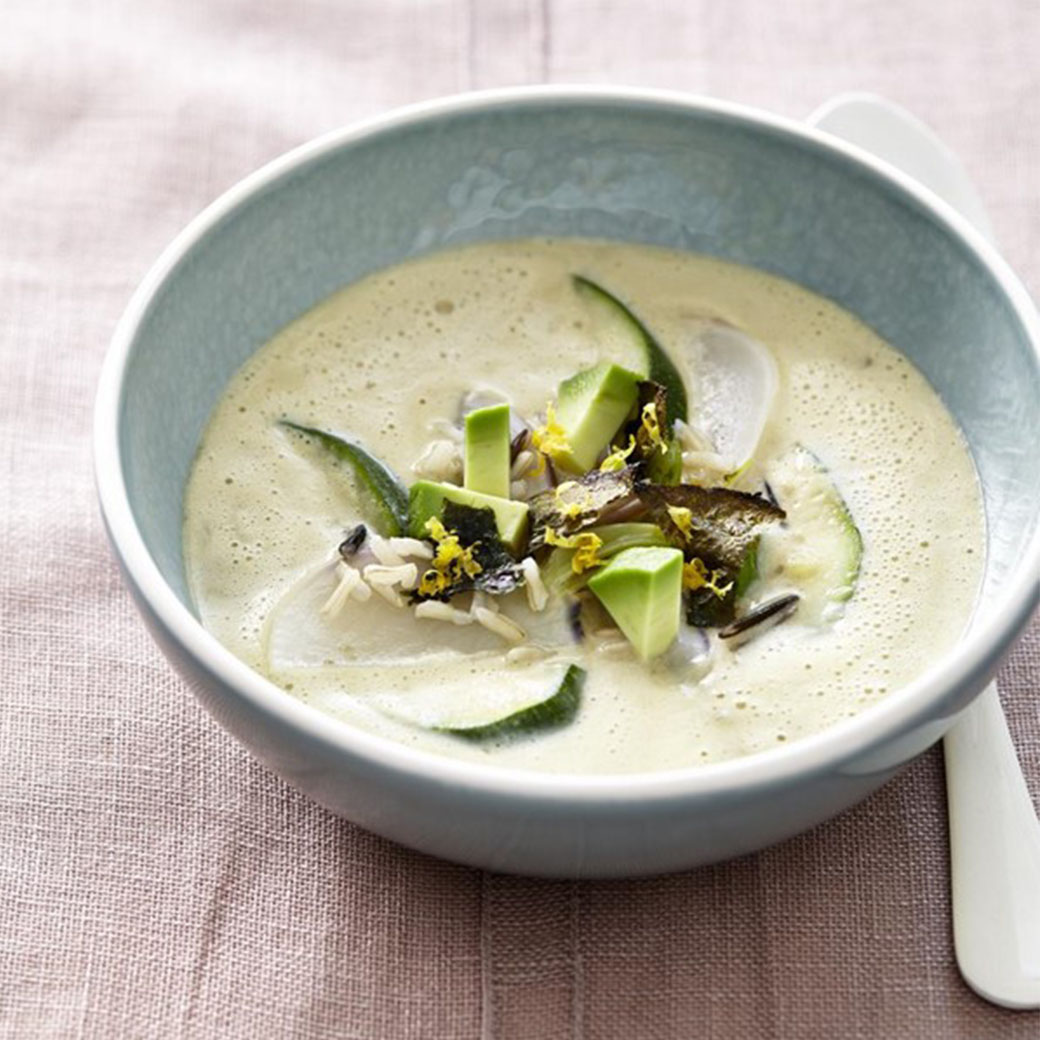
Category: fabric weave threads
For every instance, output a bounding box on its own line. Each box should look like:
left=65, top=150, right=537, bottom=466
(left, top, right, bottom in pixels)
left=2, top=0, right=1038, bottom=1036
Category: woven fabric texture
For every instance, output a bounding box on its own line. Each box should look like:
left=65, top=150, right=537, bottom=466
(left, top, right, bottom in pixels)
left=1, top=1, right=1037, bottom=1037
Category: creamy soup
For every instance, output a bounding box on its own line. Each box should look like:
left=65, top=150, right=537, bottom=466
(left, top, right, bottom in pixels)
left=183, top=239, right=984, bottom=774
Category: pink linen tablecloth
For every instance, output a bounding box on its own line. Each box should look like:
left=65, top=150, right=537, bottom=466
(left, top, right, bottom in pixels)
left=2, top=1, right=1038, bottom=1037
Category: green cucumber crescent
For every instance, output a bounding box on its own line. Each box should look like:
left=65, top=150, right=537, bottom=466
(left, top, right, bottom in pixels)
left=437, top=664, right=586, bottom=740
left=571, top=275, right=689, bottom=427
left=280, top=420, right=410, bottom=536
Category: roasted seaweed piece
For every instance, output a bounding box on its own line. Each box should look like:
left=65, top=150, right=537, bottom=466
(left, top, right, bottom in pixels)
left=527, top=466, right=638, bottom=549
left=617, top=380, right=683, bottom=485
left=686, top=586, right=735, bottom=627
left=412, top=502, right=524, bottom=601
left=639, top=484, right=784, bottom=572
left=443, top=502, right=522, bottom=592
left=638, top=484, right=785, bottom=627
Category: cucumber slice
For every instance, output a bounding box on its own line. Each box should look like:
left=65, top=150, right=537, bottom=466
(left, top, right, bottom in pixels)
left=280, top=420, right=409, bottom=536
left=371, top=663, right=585, bottom=741
left=760, top=446, right=863, bottom=623
left=572, top=275, right=688, bottom=427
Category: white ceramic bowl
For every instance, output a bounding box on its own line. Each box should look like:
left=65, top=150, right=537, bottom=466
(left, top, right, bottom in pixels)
left=95, top=88, right=1040, bottom=877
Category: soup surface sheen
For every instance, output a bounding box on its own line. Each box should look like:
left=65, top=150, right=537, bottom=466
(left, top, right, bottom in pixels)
left=184, top=238, right=983, bottom=774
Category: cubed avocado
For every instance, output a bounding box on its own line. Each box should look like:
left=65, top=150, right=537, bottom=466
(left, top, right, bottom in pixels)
left=408, top=480, right=529, bottom=553
left=554, top=361, right=641, bottom=472
left=464, top=403, right=511, bottom=499
left=587, top=546, right=683, bottom=660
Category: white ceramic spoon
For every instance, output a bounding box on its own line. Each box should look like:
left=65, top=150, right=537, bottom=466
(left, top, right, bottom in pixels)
left=809, top=93, right=1040, bottom=1011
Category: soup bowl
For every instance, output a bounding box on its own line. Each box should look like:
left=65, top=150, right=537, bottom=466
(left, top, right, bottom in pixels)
left=95, top=87, right=1040, bottom=877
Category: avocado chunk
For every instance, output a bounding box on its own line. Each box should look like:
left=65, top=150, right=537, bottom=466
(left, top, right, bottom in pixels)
left=408, top=480, right=529, bottom=553
left=555, top=361, right=641, bottom=472
left=464, top=403, right=512, bottom=499
left=587, top=546, right=684, bottom=660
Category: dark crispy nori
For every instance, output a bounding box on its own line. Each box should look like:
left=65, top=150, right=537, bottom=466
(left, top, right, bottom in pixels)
left=637, top=484, right=784, bottom=628
left=686, top=586, right=737, bottom=627
left=623, top=380, right=683, bottom=485
left=638, top=484, right=785, bottom=574
left=411, top=502, right=524, bottom=601
left=528, top=467, right=637, bottom=549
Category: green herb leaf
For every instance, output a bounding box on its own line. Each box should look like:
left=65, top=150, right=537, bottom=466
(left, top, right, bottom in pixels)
left=733, top=537, right=760, bottom=599
left=572, top=274, right=688, bottom=427
left=439, top=664, right=585, bottom=741
left=280, top=420, right=409, bottom=536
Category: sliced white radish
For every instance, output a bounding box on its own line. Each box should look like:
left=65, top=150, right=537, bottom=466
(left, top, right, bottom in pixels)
left=687, top=324, right=779, bottom=473
left=262, top=557, right=575, bottom=671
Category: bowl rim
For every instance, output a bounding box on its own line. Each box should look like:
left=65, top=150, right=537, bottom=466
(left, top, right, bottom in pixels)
left=94, top=84, right=1040, bottom=804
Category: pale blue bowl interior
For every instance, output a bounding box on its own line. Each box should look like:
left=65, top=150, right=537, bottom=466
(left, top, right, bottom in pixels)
left=119, top=98, right=1039, bottom=614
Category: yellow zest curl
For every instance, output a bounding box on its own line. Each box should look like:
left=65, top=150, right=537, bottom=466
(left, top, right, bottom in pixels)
left=667, top=505, right=694, bottom=541
left=600, top=435, right=637, bottom=472
left=544, top=527, right=604, bottom=575
left=682, top=557, right=733, bottom=600
left=418, top=516, right=483, bottom=597
left=640, top=401, right=667, bottom=455
left=553, top=481, right=585, bottom=521
left=530, top=401, right=572, bottom=474
left=552, top=481, right=596, bottom=522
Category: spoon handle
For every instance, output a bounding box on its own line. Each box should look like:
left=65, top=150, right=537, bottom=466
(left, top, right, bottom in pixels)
left=945, top=684, right=1040, bottom=1008
left=808, top=92, right=1040, bottom=1010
